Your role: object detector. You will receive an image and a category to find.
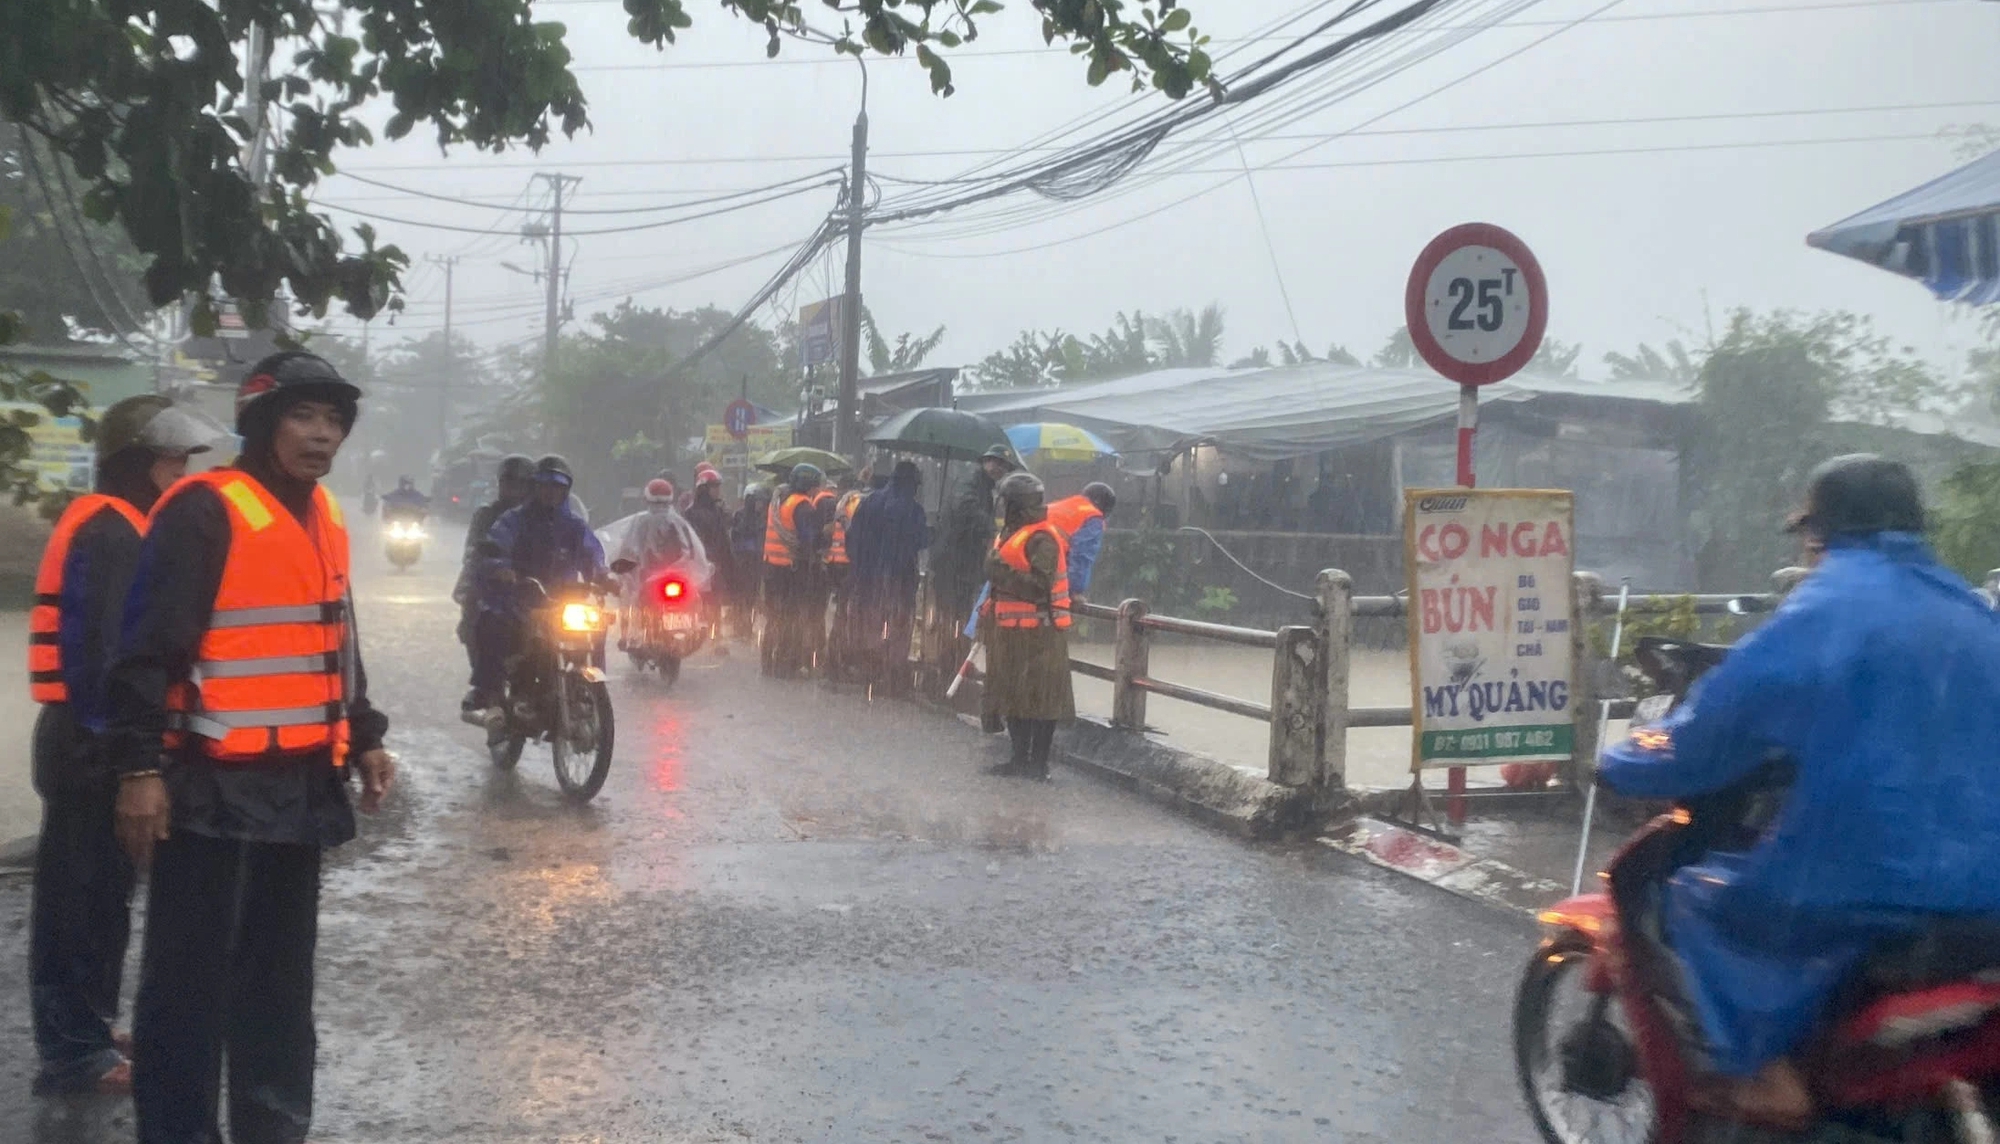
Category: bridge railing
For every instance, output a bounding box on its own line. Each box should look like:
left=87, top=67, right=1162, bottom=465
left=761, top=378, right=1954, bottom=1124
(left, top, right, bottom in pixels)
left=1071, top=570, right=1795, bottom=804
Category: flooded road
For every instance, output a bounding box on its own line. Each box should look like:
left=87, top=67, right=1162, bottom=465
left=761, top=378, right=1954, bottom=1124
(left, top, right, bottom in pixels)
left=0, top=543, right=1541, bottom=1143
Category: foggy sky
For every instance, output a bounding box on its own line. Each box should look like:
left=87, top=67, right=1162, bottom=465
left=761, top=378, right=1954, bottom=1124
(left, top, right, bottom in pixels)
left=316, top=0, right=2000, bottom=384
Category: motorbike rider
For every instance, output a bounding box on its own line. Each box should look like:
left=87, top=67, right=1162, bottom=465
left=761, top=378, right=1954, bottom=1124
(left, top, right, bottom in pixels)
left=1598, top=454, right=2000, bottom=1128
left=456, top=454, right=535, bottom=708
left=380, top=475, right=429, bottom=522
left=613, top=479, right=706, bottom=650
left=465, top=455, right=608, bottom=718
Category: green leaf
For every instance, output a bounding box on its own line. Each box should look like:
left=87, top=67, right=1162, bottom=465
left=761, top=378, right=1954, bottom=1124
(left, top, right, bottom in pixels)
left=1160, top=8, right=1191, bottom=33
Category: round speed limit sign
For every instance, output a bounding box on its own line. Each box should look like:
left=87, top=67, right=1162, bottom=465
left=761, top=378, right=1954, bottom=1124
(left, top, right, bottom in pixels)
left=1404, top=223, right=1548, bottom=387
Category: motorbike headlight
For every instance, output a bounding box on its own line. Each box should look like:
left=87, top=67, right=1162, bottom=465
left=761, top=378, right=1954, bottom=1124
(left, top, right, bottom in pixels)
left=561, top=602, right=604, bottom=632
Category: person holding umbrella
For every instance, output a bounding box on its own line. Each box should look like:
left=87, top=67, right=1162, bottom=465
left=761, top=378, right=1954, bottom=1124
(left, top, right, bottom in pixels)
left=932, top=444, right=1017, bottom=661
left=978, top=472, right=1075, bottom=780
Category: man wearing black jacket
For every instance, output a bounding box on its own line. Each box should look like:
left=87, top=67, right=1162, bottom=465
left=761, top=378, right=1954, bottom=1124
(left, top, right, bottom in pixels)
left=27, top=395, right=224, bottom=1096
left=105, top=351, right=395, bottom=1144
left=457, top=453, right=534, bottom=707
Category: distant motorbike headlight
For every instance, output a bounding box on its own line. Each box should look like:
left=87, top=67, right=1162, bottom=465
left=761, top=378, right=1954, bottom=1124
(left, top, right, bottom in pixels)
left=561, top=602, right=605, bottom=632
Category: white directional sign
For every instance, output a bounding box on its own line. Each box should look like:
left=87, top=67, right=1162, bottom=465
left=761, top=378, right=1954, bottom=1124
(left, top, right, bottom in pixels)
left=1404, top=223, right=1548, bottom=387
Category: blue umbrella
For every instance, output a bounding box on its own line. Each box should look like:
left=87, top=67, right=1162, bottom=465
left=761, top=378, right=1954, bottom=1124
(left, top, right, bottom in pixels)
left=1809, top=148, right=2000, bottom=304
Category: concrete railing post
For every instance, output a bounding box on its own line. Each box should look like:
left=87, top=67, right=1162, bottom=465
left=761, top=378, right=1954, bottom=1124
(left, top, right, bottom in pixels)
left=1268, top=625, right=1320, bottom=787
left=1112, top=598, right=1150, bottom=730
left=1314, top=569, right=1353, bottom=797
left=1568, top=571, right=1604, bottom=788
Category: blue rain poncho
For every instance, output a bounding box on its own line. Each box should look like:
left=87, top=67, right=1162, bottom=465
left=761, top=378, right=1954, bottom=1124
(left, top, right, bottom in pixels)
left=1600, top=532, right=2000, bottom=1076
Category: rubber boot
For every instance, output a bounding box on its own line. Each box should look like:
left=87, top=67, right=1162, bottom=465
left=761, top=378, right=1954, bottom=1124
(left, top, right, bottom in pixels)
left=986, top=718, right=1031, bottom=776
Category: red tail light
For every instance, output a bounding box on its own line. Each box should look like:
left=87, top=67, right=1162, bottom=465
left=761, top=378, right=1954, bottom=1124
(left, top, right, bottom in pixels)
left=660, top=578, right=688, bottom=604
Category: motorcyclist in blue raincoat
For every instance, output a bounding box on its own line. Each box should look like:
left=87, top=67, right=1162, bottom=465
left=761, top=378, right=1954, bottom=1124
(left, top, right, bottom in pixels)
left=464, top=455, right=608, bottom=715
left=1599, top=454, right=2000, bottom=1124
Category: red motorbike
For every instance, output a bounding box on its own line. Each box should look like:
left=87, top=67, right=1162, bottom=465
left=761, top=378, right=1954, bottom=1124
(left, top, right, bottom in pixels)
left=1516, top=637, right=2000, bottom=1144
left=622, top=570, right=709, bottom=686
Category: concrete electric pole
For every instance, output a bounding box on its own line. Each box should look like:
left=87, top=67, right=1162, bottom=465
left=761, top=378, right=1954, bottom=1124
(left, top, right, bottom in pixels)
left=426, top=253, right=458, bottom=459
left=834, top=73, right=868, bottom=464
left=533, top=173, right=581, bottom=383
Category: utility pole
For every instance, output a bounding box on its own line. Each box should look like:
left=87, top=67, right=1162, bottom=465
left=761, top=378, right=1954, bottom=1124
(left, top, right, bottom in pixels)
left=834, top=78, right=868, bottom=464
left=426, top=254, right=458, bottom=461
left=533, top=172, right=580, bottom=383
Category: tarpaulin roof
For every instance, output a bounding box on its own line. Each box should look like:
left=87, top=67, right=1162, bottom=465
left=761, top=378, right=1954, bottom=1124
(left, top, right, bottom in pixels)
left=955, top=364, right=1680, bottom=463
left=1808, top=148, right=2000, bottom=304
left=958, top=364, right=2000, bottom=461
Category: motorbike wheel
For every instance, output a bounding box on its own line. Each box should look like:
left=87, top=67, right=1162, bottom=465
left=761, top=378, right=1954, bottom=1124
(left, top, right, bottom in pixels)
left=660, top=655, right=681, bottom=687
left=1515, top=932, right=1657, bottom=1144
left=550, top=673, right=614, bottom=802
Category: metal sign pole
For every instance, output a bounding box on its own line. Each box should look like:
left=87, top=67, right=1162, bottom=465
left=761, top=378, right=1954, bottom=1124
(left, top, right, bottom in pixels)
left=1571, top=578, right=1632, bottom=896
left=1446, top=383, right=1478, bottom=822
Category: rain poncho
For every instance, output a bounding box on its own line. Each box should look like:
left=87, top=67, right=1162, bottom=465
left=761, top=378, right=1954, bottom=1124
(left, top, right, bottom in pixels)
left=1600, top=532, right=2000, bottom=1075
left=597, top=505, right=712, bottom=595
left=480, top=498, right=608, bottom=615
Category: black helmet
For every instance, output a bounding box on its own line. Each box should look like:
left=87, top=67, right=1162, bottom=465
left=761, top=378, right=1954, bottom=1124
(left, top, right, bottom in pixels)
left=789, top=463, right=824, bottom=493
left=1082, top=481, right=1118, bottom=516
left=1792, top=453, right=1925, bottom=538
left=996, top=471, right=1046, bottom=513
left=533, top=454, right=574, bottom=488
left=979, top=444, right=1020, bottom=472
left=497, top=453, right=535, bottom=484
left=235, top=351, right=361, bottom=436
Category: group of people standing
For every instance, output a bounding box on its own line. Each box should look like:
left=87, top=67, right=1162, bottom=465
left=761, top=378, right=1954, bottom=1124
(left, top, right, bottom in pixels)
left=755, top=460, right=928, bottom=689
left=28, top=351, right=396, bottom=1143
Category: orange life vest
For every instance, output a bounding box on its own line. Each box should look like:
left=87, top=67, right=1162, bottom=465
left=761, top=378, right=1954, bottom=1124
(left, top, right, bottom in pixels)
left=990, top=520, right=1072, bottom=630
left=30, top=494, right=147, bottom=704
left=763, top=493, right=809, bottom=568
left=161, top=471, right=353, bottom=767
left=1044, top=494, right=1104, bottom=539
left=827, top=489, right=862, bottom=567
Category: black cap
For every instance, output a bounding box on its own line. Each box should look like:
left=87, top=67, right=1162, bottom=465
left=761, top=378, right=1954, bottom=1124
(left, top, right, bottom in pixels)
left=980, top=444, right=1019, bottom=470
left=1791, top=453, right=1925, bottom=538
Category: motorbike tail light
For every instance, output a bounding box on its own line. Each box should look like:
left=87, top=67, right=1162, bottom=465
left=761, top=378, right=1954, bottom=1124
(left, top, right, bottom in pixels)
left=661, top=578, right=688, bottom=604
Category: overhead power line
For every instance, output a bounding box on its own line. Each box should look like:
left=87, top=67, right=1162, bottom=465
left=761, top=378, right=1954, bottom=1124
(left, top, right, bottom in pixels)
left=329, top=167, right=847, bottom=215
left=317, top=176, right=843, bottom=237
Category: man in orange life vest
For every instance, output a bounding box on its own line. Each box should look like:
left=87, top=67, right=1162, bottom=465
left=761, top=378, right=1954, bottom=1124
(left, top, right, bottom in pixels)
left=762, top=464, right=830, bottom=678
left=27, top=395, right=225, bottom=1096
left=103, top=351, right=396, bottom=1144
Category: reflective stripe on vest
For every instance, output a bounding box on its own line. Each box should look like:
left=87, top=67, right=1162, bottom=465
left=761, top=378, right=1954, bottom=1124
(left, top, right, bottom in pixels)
left=763, top=494, right=808, bottom=567
left=161, top=471, right=353, bottom=765
left=1045, top=495, right=1104, bottom=539
left=29, top=494, right=147, bottom=704
left=991, top=520, right=1072, bottom=630
left=827, top=490, right=862, bottom=566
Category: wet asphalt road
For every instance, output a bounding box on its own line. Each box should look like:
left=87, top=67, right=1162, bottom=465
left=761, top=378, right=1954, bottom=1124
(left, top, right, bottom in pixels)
left=0, top=546, right=1542, bottom=1143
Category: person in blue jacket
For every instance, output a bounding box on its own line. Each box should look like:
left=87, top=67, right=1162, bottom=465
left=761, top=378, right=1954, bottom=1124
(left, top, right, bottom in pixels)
left=1599, top=454, right=2000, bottom=1126
left=465, top=455, right=607, bottom=716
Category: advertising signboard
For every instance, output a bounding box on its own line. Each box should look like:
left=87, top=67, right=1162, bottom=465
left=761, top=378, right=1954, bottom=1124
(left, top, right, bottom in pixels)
left=1404, top=488, right=1576, bottom=771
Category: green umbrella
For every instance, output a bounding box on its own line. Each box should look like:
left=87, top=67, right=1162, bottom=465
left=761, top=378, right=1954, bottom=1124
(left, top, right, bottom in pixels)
left=753, top=446, right=854, bottom=476
left=866, top=407, right=1015, bottom=464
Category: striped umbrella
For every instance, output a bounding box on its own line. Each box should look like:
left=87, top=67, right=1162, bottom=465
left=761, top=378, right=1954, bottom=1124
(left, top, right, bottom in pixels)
left=1005, top=422, right=1117, bottom=465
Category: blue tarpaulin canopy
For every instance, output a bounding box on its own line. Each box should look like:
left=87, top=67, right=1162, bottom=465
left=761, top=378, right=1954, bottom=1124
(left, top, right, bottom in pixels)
left=1808, top=148, right=2000, bottom=303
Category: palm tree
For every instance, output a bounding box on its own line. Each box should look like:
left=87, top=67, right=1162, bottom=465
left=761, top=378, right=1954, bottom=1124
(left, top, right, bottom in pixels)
left=1603, top=339, right=1700, bottom=384
left=1147, top=303, right=1225, bottom=367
